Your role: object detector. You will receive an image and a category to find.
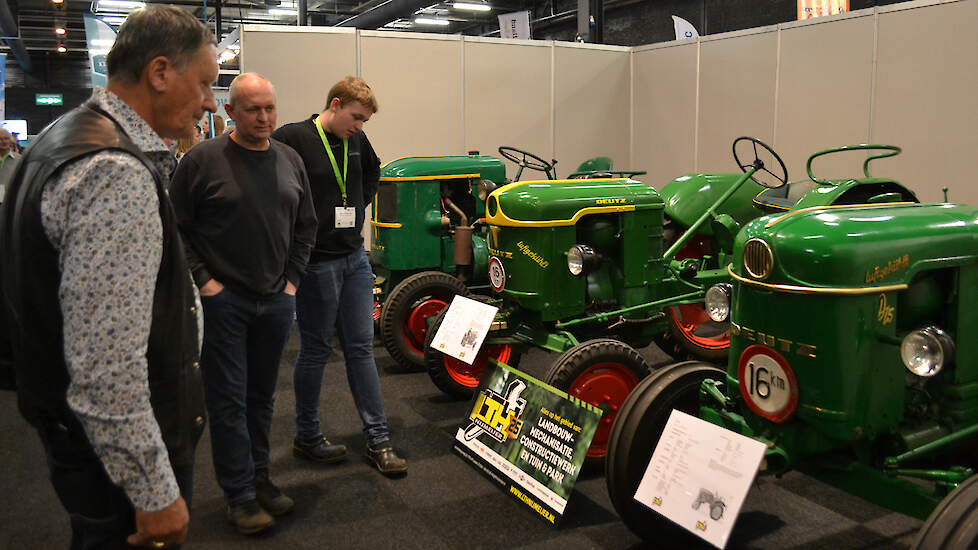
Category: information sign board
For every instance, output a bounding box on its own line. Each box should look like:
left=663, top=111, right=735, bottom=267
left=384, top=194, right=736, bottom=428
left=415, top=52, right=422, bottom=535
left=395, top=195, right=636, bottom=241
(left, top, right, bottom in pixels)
left=454, top=359, right=603, bottom=526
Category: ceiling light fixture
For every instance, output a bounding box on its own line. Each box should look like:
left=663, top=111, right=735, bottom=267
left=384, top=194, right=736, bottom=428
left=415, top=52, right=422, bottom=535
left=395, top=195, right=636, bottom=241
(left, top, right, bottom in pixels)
left=414, top=17, right=449, bottom=25
left=55, top=26, right=67, bottom=35
left=94, top=0, right=145, bottom=10
left=100, top=15, right=128, bottom=25
left=56, top=43, right=67, bottom=53
left=268, top=8, right=298, bottom=15
left=451, top=2, right=491, bottom=11
left=51, top=0, right=64, bottom=4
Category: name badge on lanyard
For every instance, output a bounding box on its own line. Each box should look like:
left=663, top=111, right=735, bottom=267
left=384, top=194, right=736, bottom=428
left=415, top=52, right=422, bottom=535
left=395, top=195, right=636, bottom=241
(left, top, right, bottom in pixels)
left=315, top=116, right=355, bottom=229
left=335, top=206, right=356, bottom=228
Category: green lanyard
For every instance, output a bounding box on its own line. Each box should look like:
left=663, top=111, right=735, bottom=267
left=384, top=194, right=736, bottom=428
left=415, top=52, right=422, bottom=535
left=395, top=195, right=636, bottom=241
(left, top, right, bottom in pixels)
left=0, top=153, right=7, bottom=172
left=314, top=116, right=349, bottom=204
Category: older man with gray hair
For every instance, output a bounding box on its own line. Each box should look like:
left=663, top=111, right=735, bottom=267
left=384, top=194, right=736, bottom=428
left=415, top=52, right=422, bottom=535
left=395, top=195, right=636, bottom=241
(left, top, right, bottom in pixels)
left=169, top=72, right=316, bottom=536
left=0, top=5, right=218, bottom=549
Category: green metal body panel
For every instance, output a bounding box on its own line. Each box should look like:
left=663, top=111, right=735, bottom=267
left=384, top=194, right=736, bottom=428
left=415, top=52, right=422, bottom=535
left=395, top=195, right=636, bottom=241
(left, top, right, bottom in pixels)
left=486, top=178, right=664, bottom=322
left=707, top=200, right=978, bottom=519
left=660, top=173, right=769, bottom=234
left=370, top=155, right=508, bottom=294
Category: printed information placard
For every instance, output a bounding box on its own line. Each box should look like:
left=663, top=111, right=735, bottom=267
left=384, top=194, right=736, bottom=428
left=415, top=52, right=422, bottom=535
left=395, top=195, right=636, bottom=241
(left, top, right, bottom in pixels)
left=454, top=359, right=603, bottom=526
left=633, top=410, right=767, bottom=549
left=429, top=295, right=498, bottom=365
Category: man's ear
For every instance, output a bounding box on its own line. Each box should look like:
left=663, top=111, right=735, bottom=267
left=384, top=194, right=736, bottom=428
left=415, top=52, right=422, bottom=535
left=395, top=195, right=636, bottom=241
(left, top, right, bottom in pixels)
left=224, top=102, right=233, bottom=119
left=145, top=56, right=171, bottom=93
left=329, top=97, right=342, bottom=112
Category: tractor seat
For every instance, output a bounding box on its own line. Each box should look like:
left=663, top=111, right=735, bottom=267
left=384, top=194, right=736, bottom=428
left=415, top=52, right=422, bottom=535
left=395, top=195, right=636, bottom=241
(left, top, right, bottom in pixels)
left=754, top=181, right=818, bottom=212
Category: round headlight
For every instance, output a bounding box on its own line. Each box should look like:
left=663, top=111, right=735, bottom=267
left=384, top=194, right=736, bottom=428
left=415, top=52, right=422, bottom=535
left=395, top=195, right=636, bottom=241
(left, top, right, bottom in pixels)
left=705, top=284, right=732, bottom=322
left=901, top=326, right=954, bottom=377
left=567, top=244, right=598, bottom=276
left=477, top=179, right=498, bottom=201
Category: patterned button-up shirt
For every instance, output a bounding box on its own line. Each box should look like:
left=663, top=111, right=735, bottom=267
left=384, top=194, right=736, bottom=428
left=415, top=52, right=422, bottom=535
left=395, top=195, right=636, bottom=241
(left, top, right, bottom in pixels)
left=40, top=87, right=202, bottom=512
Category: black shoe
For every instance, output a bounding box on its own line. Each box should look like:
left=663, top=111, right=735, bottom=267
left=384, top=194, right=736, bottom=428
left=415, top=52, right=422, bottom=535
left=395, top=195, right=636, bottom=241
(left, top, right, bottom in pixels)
left=366, top=442, right=407, bottom=477
left=255, top=474, right=294, bottom=516
left=293, top=436, right=348, bottom=464
left=227, top=499, right=274, bottom=535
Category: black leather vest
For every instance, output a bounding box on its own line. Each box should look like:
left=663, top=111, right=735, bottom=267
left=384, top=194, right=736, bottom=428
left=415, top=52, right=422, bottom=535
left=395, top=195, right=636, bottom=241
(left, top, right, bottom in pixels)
left=0, top=101, right=205, bottom=466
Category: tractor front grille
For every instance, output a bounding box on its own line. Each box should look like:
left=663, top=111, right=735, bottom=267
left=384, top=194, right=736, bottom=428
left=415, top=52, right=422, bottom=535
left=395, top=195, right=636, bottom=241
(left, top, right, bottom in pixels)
left=743, top=238, right=773, bottom=280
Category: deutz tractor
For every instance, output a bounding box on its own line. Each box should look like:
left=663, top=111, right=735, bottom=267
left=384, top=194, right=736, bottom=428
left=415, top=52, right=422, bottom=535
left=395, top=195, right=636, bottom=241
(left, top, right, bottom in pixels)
left=424, top=139, right=920, bottom=467
left=372, top=147, right=642, bottom=370
left=605, top=145, right=978, bottom=548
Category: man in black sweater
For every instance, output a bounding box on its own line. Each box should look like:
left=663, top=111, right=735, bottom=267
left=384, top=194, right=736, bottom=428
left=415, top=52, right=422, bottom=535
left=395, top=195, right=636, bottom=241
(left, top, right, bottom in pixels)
left=170, top=73, right=317, bottom=535
left=273, top=77, right=407, bottom=477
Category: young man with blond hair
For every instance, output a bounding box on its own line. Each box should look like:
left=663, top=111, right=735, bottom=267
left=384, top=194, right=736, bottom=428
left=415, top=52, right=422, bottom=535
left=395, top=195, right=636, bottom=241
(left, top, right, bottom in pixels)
left=273, top=76, right=407, bottom=477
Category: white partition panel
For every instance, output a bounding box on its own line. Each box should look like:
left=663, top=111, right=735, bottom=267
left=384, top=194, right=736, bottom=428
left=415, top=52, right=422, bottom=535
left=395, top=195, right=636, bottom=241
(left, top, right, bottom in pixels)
left=240, top=26, right=357, bottom=128
left=359, top=32, right=464, bottom=163
left=553, top=44, right=632, bottom=179
left=696, top=29, right=779, bottom=174
left=632, top=42, right=698, bottom=186
left=873, top=0, right=978, bottom=204
left=463, top=38, right=553, bottom=180
left=776, top=15, right=875, bottom=182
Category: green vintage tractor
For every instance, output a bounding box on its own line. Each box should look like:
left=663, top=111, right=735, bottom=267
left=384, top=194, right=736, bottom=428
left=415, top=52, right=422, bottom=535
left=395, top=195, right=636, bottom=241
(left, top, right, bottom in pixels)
left=606, top=146, right=978, bottom=548
left=372, top=147, right=642, bottom=370
left=424, top=139, right=920, bottom=467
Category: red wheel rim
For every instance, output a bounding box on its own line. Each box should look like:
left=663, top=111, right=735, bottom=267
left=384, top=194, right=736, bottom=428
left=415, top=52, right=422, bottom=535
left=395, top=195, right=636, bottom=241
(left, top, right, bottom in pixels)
left=566, top=362, right=640, bottom=458
left=372, top=300, right=382, bottom=321
left=403, top=299, right=448, bottom=353
left=670, top=304, right=730, bottom=351
left=444, top=345, right=512, bottom=388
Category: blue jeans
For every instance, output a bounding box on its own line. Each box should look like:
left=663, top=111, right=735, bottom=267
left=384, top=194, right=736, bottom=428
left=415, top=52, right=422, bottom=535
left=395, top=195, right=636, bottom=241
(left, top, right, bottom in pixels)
left=294, top=248, right=390, bottom=447
left=35, top=411, right=195, bottom=550
left=199, top=288, right=294, bottom=506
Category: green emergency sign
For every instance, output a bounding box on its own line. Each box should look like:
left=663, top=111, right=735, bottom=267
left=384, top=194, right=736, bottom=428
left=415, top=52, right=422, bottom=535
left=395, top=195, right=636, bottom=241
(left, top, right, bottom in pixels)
left=35, top=93, right=63, bottom=106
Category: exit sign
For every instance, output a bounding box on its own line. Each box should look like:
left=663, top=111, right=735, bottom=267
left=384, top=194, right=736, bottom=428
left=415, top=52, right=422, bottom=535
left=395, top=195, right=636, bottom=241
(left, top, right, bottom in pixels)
left=35, top=93, right=63, bottom=106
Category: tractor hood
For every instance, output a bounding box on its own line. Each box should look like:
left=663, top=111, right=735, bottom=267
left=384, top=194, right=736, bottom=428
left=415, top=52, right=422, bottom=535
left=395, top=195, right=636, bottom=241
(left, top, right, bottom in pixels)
left=486, top=178, right=662, bottom=227
left=734, top=203, right=978, bottom=289
left=381, top=155, right=507, bottom=183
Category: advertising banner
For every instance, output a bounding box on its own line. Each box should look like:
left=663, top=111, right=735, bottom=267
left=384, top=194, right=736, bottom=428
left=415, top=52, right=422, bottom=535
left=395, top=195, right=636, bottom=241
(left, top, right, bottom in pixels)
left=83, top=14, right=118, bottom=88
left=453, top=359, right=602, bottom=526
left=797, top=0, right=849, bottom=20
left=498, top=11, right=531, bottom=40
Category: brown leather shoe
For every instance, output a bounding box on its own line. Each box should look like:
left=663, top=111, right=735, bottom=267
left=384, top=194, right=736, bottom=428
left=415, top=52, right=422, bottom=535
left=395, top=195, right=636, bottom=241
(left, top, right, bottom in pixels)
left=227, top=499, right=274, bottom=535
left=366, top=442, right=407, bottom=477
left=293, top=436, right=348, bottom=464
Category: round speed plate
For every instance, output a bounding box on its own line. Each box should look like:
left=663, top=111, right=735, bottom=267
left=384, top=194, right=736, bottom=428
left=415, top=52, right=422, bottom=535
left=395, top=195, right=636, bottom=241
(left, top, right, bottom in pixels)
left=488, top=256, right=506, bottom=292
left=737, top=345, right=799, bottom=423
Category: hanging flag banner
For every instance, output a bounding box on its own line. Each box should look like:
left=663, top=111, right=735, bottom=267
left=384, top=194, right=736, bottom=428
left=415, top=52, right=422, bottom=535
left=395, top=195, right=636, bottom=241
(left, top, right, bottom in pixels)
left=0, top=53, right=6, bottom=121
left=498, top=10, right=531, bottom=40
left=671, top=15, right=699, bottom=41
left=453, top=359, right=603, bottom=526
left=83, top=14, right=118, bottom=88
left=797, top=0, right=849, bottom=20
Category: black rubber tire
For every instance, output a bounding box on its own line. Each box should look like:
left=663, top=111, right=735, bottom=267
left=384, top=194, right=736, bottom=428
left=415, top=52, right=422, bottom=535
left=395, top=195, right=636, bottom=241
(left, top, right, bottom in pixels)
left=379, top=271, right=469, bottom=371
left=544, top=339, right=651, bottom=470
left=913, top=474, right=978, bottom=550
left=424, top=308, right=521, bottom=400
left=656, top=311, right=729, bottom=364
left=605, top=361, right=725, bottom=543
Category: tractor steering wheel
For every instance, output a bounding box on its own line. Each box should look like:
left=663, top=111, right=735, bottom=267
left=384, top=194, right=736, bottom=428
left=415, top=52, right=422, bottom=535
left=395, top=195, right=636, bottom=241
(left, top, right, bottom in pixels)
left=498, top=146, right=557, bottom=181
left=732, top=137, right=788, bottom=189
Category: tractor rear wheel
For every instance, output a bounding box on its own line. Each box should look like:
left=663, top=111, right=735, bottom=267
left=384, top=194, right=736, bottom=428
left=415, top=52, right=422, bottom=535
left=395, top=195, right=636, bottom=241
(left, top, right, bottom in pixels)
left=424, top=308, right=521, bottom=400
left=606, top=361, right=725, bottom=543
left=659, top=304, right=730, bottom=363
left=380, top=271, right=469, bottom=370
left=545, top=339, right=651, bottom=469
left=913, top=474, right=978, bottom=550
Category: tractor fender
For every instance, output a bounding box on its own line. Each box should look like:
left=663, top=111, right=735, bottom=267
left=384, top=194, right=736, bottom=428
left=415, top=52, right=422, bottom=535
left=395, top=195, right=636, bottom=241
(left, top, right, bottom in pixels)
left=660, top=173, right=768, bottom=234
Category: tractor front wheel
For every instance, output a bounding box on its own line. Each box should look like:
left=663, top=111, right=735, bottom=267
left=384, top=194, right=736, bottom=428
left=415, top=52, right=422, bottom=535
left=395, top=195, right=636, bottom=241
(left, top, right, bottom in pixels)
left=913, top=474, right=978, bottom=550
left=605, top=361, right=725, bottom=543
left=545, top=339, right=651, bottom=469
left=424, top=308, right=520, bottom=400
left=380, top=272, right=469, bottom=370
left=659, top=303, right=730, bottom=363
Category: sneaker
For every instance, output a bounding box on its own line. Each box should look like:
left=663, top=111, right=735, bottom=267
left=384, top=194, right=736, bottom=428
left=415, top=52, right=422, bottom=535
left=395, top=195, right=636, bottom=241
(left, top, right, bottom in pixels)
left=293, top=436, right=348, bottom=464
left=366, top=442, right=407, bottom=477
left=255, top=474, right=295, bottom=516
left=226, top=499, right=274, bottom=535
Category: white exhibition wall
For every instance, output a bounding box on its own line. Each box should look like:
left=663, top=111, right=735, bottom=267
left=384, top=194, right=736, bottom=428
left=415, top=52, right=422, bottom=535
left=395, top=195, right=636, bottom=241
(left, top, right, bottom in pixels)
left=633, top=0, right=978, bottom=203
left=242, top=0, right=976, bottom=204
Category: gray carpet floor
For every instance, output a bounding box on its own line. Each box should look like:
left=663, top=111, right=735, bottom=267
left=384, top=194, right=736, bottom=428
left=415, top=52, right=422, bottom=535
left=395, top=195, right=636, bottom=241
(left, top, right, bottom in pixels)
left=0, top=334, right=922, bottom=549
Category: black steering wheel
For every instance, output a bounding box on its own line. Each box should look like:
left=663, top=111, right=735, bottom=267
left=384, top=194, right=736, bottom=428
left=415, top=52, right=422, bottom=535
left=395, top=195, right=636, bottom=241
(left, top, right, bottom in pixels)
left=498, top=146, right=557, bottom=181
left=732, top=137, right=788, bottom=189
